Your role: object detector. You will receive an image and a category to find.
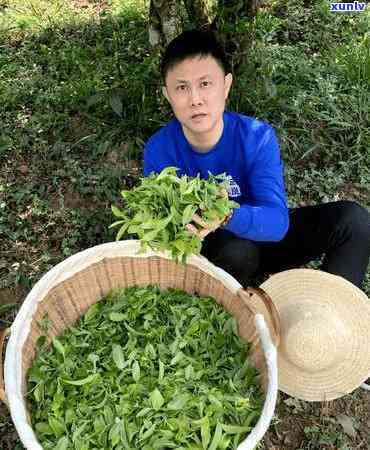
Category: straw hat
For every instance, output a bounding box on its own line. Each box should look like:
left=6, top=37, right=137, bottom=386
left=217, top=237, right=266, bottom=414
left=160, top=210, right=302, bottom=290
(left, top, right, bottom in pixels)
left=258, top=268, right=370, bottom=401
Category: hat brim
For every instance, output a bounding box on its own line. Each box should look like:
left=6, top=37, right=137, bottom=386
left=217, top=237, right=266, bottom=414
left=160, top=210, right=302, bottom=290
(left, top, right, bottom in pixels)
left=259, top=269, right=370, bottom=401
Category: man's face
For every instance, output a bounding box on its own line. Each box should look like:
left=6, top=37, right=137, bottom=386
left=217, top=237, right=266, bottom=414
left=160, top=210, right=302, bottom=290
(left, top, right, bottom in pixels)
left=163, top=55, right=232, bottom=144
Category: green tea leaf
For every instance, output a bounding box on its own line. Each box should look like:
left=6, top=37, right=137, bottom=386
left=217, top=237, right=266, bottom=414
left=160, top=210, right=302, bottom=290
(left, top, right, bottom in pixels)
left=109, top=422, right=121, bottom=446
left=111, top=205, right=126, bottom=218
left=112, top=344, right=125, bottom=370
left=73, top=422, right=89, bottom=441
left=141, top=423, right=156, bottom=441
left=55, top=436, right=69, bottom=450
left=48, top=417, right=65, bottom=437
left=222, top=423, right=252, bottom=434
left=208, top=422, right=223, bottom=450
left=132, top=360, right=140, bottom=382
left=136, top=407, right=151, bottom=418
left=182, top=204, right=197, bottom=226
left=115, top=221, right=130, bottom=240
left=35, top=422, right=53, bottom=435
left=109, top=312, right=126, bottom=322
left=201, top=416, right=211, bottom=449
left=158, top=360, right=164, bottom=382
left=61, top=373, right=98, bottom=386
left=33, top=383, right=44, bottom=403
left=185, top=364, right=194, bottom=380
left=150, top=388, right=164, bottom=410
left=167, top=394, right=188, bottom=410
left=84, top=303, right=100, bottom=321
left=170, top=351, right=184, bottom=366
left=52, top=338, right=65, bottom=360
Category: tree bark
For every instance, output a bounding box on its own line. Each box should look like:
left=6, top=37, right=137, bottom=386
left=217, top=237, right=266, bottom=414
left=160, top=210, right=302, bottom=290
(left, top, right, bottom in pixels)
left=148, top=0, right=260, bottom=77
left=148, top=0, right=183, bottom=50
left=211, top=0, right=260, bottom=75
left=183, top=0, right=211, bottom=29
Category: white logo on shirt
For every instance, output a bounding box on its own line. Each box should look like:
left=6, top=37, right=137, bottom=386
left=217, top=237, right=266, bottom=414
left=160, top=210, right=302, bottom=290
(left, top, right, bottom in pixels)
left=226, top=175, right=241, bottom=198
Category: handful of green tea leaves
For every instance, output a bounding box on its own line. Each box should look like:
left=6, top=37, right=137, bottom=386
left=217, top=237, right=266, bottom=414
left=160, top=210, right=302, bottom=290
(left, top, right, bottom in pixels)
left=28, top=286, right=263, bottom=450
left=110, top=167, right=239, bottom=262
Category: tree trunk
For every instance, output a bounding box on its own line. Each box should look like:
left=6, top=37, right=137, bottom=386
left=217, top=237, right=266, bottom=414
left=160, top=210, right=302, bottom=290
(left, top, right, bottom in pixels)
left=212, top=0, right=260, bottom=75
left=183, top=0, right=211, bottom=29
left=148, top=0, right=183, bottom=50
left=148, top=0, right=260, bottom=77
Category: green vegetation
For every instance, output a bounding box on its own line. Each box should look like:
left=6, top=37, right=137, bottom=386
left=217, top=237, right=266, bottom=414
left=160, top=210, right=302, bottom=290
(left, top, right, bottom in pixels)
left=111, top=167, right=239, bottom=261
left=1, top=0, right=369, bottom=449
left=28, top=286, right=262, bottom=450
left=1, top=0, right=369, bottom=289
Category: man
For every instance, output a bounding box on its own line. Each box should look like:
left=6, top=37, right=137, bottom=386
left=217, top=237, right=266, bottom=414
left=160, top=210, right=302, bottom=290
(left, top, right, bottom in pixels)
left=143, top=29, right=370, bottom=288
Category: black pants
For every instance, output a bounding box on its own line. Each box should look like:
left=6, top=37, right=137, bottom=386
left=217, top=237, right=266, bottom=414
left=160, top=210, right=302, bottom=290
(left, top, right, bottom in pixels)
left=201, top=201, right=370, bottom=288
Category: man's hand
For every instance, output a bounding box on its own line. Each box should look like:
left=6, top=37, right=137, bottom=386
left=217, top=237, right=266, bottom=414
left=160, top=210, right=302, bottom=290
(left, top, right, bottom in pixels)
left=186, top=213, right=224, bottom=240
left=185, top=187, right=231, bottom=240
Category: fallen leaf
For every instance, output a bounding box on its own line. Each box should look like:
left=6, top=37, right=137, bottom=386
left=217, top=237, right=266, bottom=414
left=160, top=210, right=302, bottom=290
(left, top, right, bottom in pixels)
left=283, top=397, right=304, bottom=413
left=336, top=414, right=356, bottom=438
left=19, top=164, right=29, bottom=175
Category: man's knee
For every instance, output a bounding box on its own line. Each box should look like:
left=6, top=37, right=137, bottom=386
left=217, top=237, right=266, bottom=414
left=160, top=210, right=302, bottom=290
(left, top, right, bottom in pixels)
left=213, top=239, right=260, bottom=281
left=336, top=201, right=370, bottom=239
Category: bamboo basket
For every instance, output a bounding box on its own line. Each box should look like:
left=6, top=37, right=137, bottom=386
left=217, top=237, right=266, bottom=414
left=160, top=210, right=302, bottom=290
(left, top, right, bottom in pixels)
left=1, top=240, right=279, bottom=450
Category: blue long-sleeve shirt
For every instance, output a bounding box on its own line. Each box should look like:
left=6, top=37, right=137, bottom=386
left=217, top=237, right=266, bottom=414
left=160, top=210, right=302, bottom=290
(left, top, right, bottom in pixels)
left=143, top=111, right=289, bottom=242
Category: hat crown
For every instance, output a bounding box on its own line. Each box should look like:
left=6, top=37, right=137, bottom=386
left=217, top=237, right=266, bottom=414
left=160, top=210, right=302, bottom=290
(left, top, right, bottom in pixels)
left=282, top=303, right=348, bottom=373
left=261, top=268, right=370, bottom=401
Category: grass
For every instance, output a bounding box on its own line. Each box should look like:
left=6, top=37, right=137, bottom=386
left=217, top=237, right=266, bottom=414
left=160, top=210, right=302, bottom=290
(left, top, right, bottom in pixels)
left=0, top=0, right=369, bottom=449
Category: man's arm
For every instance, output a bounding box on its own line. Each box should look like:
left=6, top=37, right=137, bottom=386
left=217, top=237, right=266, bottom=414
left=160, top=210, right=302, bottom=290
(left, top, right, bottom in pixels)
left=143, top=145, right=160, bottom=176
left=223, top=127, right=289, bottom=241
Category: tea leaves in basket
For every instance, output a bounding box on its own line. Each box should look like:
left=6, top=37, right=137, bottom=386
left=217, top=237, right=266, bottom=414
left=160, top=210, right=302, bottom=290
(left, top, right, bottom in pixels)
left=27, top=286, right=263, bottom=449
left=110, top=167, right=239, bottom=262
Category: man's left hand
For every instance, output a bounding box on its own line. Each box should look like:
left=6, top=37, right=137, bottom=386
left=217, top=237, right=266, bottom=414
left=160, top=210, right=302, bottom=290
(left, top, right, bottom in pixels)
left=186, top=213, right=224, bottom=240
left=185, top=187, right=231, bottom=240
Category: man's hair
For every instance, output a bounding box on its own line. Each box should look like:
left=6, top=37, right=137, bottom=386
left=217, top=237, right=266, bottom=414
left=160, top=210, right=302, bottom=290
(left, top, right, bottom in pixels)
left=161, top=29, right=230, bottom=82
